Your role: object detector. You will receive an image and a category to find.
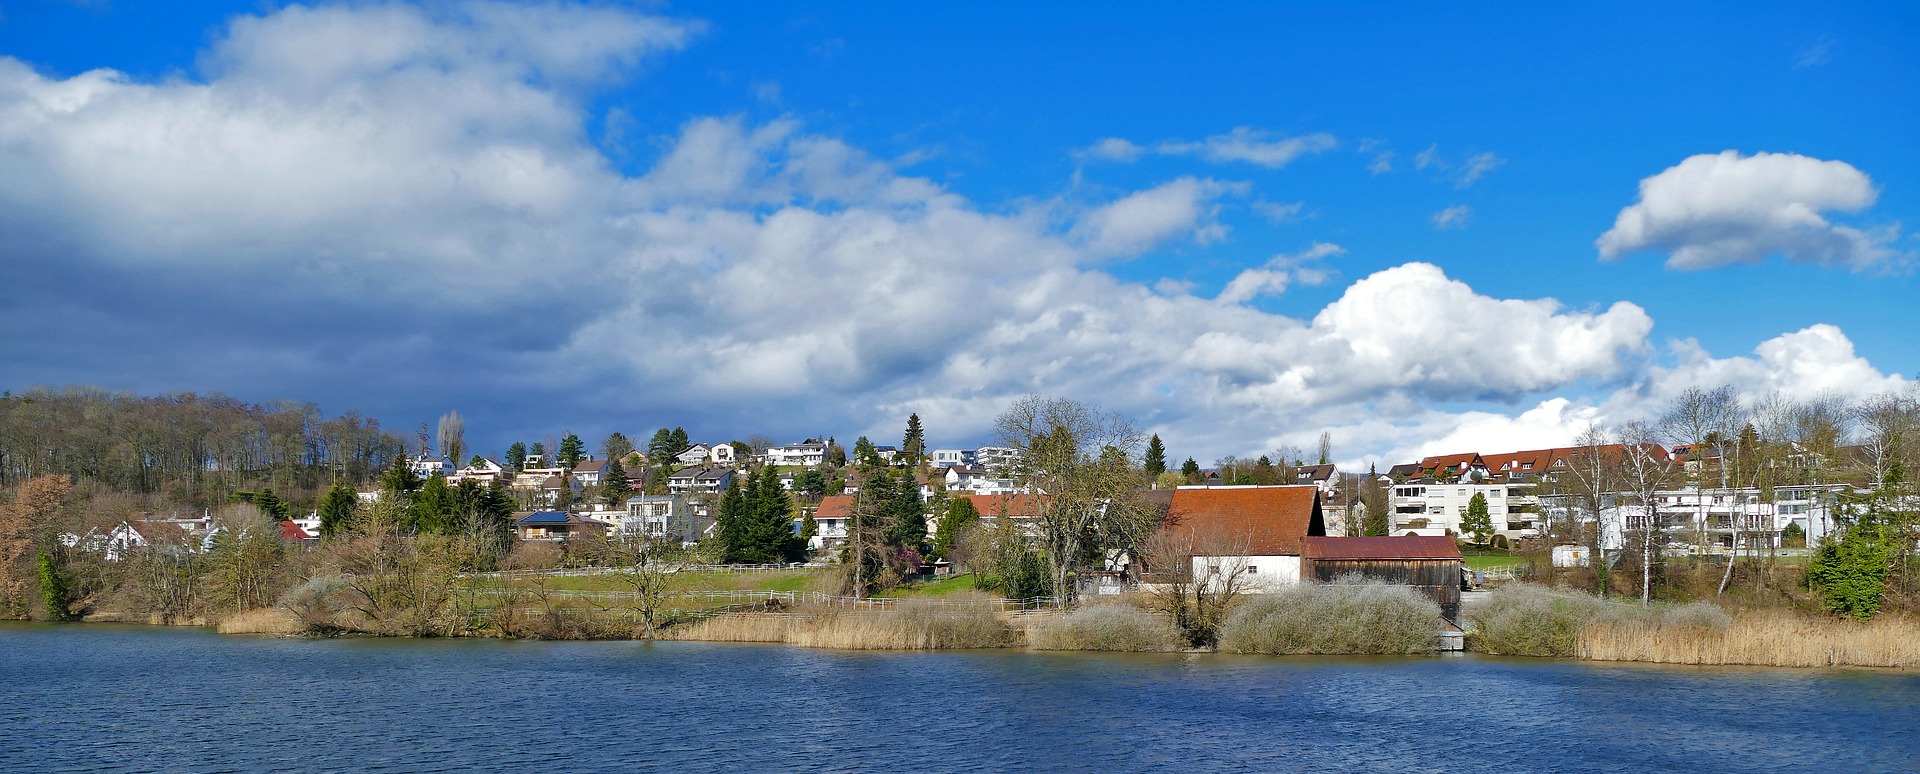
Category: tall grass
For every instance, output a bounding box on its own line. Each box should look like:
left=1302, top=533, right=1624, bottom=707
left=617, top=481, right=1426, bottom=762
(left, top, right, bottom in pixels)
left=214, top=607, right=304, bottom=636
left=1579, top=609, right=1920, bottom=668
left=1218, top=579, right=1443, bottom=655
left=669, top=597, right=1014, bottom=650
left=1028, top=604, right=1185, bottom=652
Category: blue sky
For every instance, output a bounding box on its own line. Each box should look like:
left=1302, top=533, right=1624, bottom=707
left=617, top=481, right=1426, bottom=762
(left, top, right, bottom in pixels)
left=0, top=1, right=1914, bottom=468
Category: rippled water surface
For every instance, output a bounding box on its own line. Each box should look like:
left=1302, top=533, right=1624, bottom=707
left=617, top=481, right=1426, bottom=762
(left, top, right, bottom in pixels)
left=2, top=623, right=1916, bottom=772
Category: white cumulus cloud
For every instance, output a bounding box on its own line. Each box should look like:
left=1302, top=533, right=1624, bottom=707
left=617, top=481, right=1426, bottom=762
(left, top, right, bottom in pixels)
left=1596, top=150, right=1901, bottom=270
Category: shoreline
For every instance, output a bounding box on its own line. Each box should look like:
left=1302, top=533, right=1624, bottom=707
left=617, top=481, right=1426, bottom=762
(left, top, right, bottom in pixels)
left=14, top=612, right=1914, bottom=673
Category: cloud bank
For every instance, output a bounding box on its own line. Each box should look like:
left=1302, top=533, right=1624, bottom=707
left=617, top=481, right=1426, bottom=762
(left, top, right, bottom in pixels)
left=0, top=3, right=1905, bottom=471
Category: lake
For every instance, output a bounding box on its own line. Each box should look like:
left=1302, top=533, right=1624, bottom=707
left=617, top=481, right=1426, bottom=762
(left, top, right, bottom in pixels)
left=1, top=623, right=1915, bottom=772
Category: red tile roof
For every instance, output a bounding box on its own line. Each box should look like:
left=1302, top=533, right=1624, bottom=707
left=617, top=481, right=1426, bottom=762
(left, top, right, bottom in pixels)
left=815, top=495, right=854, bottom=519
left=1164, top=486, right=1324, bottom=555
left=277, top=521, right=314, bottom=542
left=1303, top=536, right=1461, bottom=560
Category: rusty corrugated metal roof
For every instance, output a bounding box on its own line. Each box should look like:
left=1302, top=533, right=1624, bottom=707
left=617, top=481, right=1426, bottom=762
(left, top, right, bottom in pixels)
left=1302, top=535, right=1462, bottom=560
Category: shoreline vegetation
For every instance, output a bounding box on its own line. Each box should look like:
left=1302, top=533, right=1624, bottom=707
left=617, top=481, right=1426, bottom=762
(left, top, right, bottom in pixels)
left=64, top=579, right=1920, bottom=671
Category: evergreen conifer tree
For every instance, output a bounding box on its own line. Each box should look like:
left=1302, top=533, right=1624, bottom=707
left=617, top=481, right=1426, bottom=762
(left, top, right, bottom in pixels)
left=558, top=433, right=587, bottom=469
left=318, top=483, right=357, bottom=538
left=603, top=457, right=632, bottom=506
left=668, top=427, right=690, bottom=454
left=252, top=488, right=290, bottom=520
left=647, top=428, right=675, bottom=460
left=506, top=442, right=528, bottom=470
left=1181, top=457, right=1200, bottom=477
left=903, top=414, right=926, bottom=460
left=1144, top=434, right=1167, bottom=476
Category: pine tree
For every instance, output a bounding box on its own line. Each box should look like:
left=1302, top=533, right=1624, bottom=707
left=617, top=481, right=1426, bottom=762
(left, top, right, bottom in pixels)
left=669, top=427, right=690, bottom=455
left=903, top=413, right=926, bottom=461
left=715, top=477, right=748, bottom=562
left=647, top=428, right=675, bottom=460
left=506, top=441, right=527, bottom=470
left=1144, top=434, right=1167, bottom=476
left=1181, top=457, right=1200, bottom=477
left=529, top=442, right=547, bottom=463
left=558, top=433, right=587, bottom=469
left=253, top=488, right=289, bottom=520
left=381, top=455, right=422, bottom=497
left=318, top=483, right=357, bottom=538
left=415, top=475, right=454, bottom=535
left=603, top=457, right=632, bottom=506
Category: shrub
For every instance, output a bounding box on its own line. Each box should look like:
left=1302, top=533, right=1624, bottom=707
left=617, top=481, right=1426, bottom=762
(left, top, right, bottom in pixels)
left=1029, top=604, right=1184, bottom=652
left=279, top=576, right=352, bottom=634
left=1218, top=578, right=1442, bottom=655
left=1468, top=583, right=1628, bottom=657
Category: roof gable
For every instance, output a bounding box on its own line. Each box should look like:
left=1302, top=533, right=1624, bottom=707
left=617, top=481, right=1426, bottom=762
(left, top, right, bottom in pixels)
left=1165, top=486, right=1324, bottom=555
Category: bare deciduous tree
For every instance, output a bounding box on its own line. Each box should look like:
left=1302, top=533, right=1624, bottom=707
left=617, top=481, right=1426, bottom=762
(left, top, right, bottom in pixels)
left=995, top=396, right=1148, bottom=601
left=1143, top=523, right=1257, bottom=648
left=436, top=411, right=465, bottom=467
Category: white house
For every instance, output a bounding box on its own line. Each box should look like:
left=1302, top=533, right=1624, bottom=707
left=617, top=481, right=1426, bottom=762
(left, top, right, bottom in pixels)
left=449, top=458, right=507, bottom=485
left=668, top=467, right=735, bottom=495
left=766, top=440, right=828, bottom=467
left=803, top=495, right=855, bottom=551
left=411, top=457, right=455, bottom=479
left=930, top=449, right=972, bottom=468
left=620, top=494, right=710, bottom=545
left=571, top=459, right=609, bottom=487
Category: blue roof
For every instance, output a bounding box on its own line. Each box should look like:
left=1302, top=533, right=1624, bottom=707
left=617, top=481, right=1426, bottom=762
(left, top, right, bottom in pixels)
left=518, top=511, right=571, bottom=525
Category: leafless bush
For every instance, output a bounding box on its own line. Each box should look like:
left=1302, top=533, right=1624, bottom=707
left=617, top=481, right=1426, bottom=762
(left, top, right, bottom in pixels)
left=504, top=540, right=564, bottom=571
left=1028, top=603, right=1184, bottom=651
left=1218, top=577, right=1442, bottom=655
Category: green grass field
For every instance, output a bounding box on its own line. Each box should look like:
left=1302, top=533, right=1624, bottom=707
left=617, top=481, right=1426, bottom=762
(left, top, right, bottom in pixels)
left=1464, top=555, right=1530, bottom=571
left=874, top=573, right=981, bottom=598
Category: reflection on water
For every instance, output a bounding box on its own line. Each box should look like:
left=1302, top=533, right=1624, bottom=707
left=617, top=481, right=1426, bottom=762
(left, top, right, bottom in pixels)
left=2, top=623, right=1916, bottom=772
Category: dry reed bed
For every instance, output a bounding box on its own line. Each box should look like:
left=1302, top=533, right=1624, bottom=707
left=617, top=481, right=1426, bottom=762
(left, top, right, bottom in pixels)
left=1579, top=610, right=1920, bottom=669
left=668, top=598, right=1015, bottom=650
left=215, top=607, right=305, bottom=636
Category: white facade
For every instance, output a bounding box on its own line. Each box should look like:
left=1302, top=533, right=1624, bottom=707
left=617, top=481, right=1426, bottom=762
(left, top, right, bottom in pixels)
left=973, top=446, right=1020, bottom=473
left=1188, top=555, right=1303, bottom=593
left=766, top=442, right=827, bottom=467
left=931, top=449, right=971, bottom=468
left=411, top=457, right=455, bottom=478
left=620, top=495, right=708, bottom=544
left=1389, top=482, right=1538, bottom=539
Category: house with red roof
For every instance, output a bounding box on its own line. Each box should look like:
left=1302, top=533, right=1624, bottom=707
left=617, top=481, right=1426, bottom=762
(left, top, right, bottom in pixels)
left=1154, top=485, right=1326, bottom=591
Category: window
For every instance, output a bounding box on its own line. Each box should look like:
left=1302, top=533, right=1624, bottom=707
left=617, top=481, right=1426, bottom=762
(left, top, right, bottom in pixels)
left=1429, top=506, right=1444, bottom=515
left=1247, top=566, right=1259, bottom=574
left=1457, top=489, right=1468, bottom=497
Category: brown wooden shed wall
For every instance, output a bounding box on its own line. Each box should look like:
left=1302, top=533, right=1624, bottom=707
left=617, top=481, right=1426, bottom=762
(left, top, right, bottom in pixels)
left=1305, top=558, right=1463, bottom=622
